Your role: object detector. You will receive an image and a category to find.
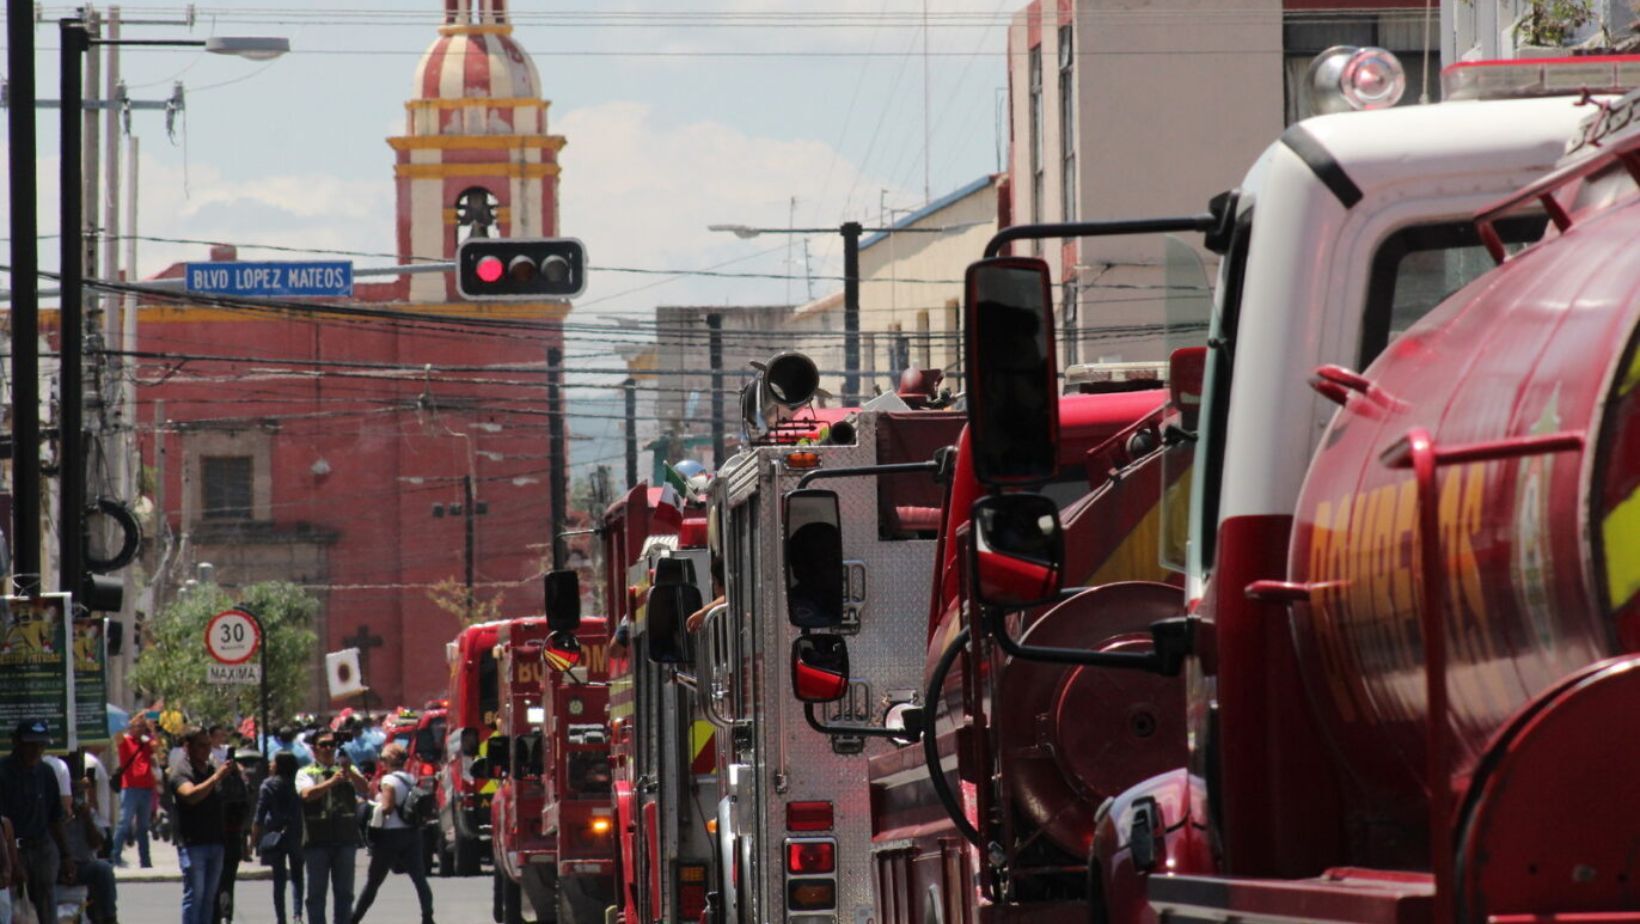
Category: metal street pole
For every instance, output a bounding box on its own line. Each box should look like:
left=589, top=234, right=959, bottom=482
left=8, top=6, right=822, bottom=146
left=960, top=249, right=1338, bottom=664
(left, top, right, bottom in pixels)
left=547, top=346, right=568, bottom=571
left=707, top=314, right=725, bottom=467
left=462, top=475, right=475, bottom=621
left=624, top=379, right=638, bottom=490
left=60, top=18, right=89, bottom=602
left=8, top=0, right=42, bottom=595
left=841, top=221, right=862, bottom=404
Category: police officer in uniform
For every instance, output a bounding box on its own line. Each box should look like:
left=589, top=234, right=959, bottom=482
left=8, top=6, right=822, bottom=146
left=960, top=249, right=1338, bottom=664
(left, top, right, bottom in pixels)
left=296, top=732, right=367, bottom=924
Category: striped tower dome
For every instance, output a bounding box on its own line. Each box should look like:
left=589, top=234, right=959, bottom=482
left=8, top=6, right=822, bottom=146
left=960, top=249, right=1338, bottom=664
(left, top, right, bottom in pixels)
left=389, top=0, right=567, bottom=302
left=408, top=0, right=545, bottom=136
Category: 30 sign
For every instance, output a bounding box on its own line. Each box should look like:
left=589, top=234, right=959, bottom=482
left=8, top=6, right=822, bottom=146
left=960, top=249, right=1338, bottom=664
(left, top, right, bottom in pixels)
left=205, top=609, right=262, bottom=665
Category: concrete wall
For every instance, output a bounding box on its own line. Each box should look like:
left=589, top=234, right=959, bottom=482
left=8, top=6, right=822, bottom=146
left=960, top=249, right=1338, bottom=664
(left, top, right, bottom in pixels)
left=1008, top=0, right=1284, bottom=364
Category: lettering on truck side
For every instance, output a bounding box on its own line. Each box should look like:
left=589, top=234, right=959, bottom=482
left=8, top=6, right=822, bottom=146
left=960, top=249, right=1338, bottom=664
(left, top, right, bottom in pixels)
left=1306, top=462, right=1499, bottom=724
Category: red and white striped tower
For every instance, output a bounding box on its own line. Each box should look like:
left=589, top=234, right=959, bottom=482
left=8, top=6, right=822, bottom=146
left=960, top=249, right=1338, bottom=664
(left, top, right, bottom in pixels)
left=389, top=0, right=566, bottom=303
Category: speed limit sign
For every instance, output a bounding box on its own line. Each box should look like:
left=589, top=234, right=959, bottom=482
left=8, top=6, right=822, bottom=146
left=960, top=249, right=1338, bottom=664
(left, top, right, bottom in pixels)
left=205, top=609, right=262, bottom=665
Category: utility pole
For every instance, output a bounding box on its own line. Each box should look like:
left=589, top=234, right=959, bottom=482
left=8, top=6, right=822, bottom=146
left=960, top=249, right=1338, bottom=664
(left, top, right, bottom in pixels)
left=8, top=0, right=42, bottom=595
left=462, top=474, right=475, bottom=621
left=708, top=314, right=725, bottom=467
left=842, top=221, right=863, bottom=404
left=547, top=346, right=568, bottom=571
left=624, top=378, right=638, bottom=490
left=60, top=18, right=89, bottom=602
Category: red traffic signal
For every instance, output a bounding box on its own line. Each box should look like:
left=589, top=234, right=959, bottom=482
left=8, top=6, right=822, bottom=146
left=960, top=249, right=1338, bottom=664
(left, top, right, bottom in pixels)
left=457, top=237, right=587, bottom=300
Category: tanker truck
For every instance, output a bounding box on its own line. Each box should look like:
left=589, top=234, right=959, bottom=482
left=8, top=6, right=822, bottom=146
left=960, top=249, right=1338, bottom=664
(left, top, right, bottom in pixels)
left=869, top=48, right=1640, bottom=924
left=1132, top=70, right=1640, bottom=924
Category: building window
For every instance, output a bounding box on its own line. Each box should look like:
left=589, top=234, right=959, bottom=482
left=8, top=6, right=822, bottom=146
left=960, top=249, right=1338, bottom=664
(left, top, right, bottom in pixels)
left=1029, top=44, right=1045, bottom=233
left=1059, top=25, right=1076, bottom=222
left=1062, top=281, right=1080, bottom=367
left=202, top=456, right=253, bottom=520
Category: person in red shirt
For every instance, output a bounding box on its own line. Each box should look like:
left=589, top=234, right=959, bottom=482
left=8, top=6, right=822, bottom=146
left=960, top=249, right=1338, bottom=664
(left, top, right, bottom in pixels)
left=111, top=713, right=160, bottom=868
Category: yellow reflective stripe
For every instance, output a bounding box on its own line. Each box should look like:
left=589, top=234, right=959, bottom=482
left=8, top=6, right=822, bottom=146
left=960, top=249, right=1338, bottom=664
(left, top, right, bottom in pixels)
left=690, top=720, right=714, bottom=763
left=1621, top=347, right=1640, bottom=396
left=1604, top=486, right=1640, bottom=609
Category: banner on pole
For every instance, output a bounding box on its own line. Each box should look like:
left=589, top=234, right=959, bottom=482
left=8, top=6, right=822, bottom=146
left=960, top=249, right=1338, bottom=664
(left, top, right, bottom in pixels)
left=0, top=595, right=71, bottom=750
left=73, top=620, right=109, bottom=746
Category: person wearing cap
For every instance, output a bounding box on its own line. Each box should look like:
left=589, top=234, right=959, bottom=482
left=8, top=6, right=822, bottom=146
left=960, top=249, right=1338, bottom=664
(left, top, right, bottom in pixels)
left=169, top=725, right=240, bottom=924
left=297, top=731, right=368, bottom=924
left=0, top=718, right=74, bottom=924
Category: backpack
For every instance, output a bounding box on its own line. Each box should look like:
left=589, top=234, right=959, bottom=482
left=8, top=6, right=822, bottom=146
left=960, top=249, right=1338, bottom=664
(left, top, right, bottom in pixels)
left=392, top=772, right=435, bottom=826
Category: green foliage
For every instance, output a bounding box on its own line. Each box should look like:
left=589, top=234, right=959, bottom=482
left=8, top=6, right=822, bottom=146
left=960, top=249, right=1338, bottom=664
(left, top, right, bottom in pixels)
left=1515, top=0, right=1595, bottom=46
left=129, top=581, right=319, bottom=727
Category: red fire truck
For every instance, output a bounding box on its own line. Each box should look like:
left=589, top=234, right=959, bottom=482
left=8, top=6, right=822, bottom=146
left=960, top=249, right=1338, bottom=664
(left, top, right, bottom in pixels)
left=483, top=579, right=617, bottom=924
left=437, top=619, right=505, bottom=877
left=602, top=484, right=717, bottom=924
left=863, top=48, right=1640, bottom=924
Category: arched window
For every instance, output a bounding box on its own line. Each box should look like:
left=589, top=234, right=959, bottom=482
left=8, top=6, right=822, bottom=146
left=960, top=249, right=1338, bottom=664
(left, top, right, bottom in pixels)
left=455, top=186, right=500, bottom=244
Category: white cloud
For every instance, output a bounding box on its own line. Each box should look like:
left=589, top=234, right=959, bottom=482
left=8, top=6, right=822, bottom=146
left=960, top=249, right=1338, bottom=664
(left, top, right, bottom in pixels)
left=556, top=100, right=915, bottom=318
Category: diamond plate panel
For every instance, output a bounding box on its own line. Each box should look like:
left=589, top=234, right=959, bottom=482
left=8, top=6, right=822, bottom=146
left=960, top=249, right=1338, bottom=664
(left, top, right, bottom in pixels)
left=728, top=411, right=946, bottom=924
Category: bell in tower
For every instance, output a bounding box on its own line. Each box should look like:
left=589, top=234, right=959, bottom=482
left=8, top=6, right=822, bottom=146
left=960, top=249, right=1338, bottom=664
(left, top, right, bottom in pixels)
left=388, top=0, right=567, bottom=302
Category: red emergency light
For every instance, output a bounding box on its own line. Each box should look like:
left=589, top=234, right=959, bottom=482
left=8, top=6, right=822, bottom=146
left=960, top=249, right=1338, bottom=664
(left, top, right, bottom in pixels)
left=786, top=840, right=835, bottom=874
left=785, top=801, right=834, bottom=831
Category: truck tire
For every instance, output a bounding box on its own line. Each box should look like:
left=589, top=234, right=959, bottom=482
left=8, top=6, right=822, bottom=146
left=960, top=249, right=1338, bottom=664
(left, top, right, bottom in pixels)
left=501, top=873, right=525, bottom=924
left=455, top=833, right=482, bottom=877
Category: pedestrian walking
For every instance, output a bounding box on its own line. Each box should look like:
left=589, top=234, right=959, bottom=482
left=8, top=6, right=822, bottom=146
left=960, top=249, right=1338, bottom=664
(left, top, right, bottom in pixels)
left=252, top=752, right=305, bottom=924
left=0, top=719, right=74, bottom=924
left=212, top=749, right=258, bottom=924
left=349, top=745, right=434, bottom=924
left=297, top=732, right=367, bottom=924
left=111, top=715, right=159, bottom=868
left=169, top=725, right=239, bottom=924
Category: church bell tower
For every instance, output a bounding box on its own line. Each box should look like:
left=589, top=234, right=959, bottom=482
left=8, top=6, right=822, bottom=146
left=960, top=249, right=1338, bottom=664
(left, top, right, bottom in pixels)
left=389, top=0, right=566, bottom=303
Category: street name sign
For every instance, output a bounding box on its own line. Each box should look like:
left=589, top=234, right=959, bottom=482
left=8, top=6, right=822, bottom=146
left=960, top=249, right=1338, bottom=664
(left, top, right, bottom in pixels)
left=205, top=609, right=261, bottom=665
left=184, top=260, right=354, bottom=298
left=208, top=663, right=262, bottom=686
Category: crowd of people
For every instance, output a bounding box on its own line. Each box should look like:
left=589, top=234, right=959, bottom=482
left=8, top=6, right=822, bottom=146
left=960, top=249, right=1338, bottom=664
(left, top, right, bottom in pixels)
left=0, top=707, right=432, bottom=924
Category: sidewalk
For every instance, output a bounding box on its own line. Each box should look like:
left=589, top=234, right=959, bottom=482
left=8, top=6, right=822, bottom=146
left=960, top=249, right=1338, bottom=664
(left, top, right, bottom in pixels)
left=114, top=841, right=273, bottom=884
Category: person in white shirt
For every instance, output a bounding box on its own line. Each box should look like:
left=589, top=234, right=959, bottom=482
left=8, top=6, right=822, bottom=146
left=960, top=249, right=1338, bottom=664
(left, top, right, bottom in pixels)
left=82, top=750, right=113, bottom=837
left=348, top=745, right=433, bottom=924
left=42, top=753, right=73, bottom=818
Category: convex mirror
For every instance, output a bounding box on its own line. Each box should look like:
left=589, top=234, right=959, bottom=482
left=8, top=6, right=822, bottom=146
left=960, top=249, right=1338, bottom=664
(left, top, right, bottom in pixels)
left=971, top=493, right=1064, bottom=608
left=790, top=634, right=850, bottom=704
left=964, top=257, right=1060, bottom=487
left=784, top=489, right=845, bottom=628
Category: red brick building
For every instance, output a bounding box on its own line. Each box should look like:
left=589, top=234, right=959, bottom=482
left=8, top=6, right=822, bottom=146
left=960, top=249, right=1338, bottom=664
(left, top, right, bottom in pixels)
left=137, top=0, right=569, bottom=709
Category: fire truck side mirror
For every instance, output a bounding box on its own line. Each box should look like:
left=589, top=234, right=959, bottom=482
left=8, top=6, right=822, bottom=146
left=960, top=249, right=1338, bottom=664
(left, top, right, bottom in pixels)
left=784, top=489, right=845, bottom=629
left=791, top=634, right=850, bottom=704
left=544, top=569, right=582, bottom=633
left=645, top=583, right=701, bottom=664
left=970, top=493, right=1064, bottom=609
left=964, top=256, right=1060, bottom=488
left=1168, top=346, right=1207, bottom=431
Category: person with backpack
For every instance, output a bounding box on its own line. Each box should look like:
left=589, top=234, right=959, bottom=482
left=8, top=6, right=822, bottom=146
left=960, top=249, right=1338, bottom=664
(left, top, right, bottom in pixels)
left=348, top=745, right=434, bottom=924
left=250, top=752, right=304, bottom=924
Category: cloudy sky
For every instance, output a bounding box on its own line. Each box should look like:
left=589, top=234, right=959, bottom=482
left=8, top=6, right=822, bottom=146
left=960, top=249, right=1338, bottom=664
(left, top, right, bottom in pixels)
left=4, top=1, right=1016, bottom=473
left=7, top=2, right=1013, bottom=307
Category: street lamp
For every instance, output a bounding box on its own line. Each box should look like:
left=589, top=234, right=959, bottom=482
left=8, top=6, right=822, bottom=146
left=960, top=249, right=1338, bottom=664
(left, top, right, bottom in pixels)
left=54, top=20, right=287, bottom=603
left=708, top=220, right=981, bottom=404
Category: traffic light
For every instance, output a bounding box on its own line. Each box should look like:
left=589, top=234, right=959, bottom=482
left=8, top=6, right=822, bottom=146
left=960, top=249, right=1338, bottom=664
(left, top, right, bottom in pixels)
left=456, top=237, right=587, bottom=300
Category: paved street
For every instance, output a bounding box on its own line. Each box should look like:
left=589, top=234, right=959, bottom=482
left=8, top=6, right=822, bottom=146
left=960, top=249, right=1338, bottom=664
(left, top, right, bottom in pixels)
left=115, top=855, right=500, bottom=924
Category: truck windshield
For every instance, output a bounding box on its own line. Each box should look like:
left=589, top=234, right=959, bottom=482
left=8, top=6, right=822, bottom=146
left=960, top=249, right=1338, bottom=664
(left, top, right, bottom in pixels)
left=1358, top=215, right=1548, bottom=367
